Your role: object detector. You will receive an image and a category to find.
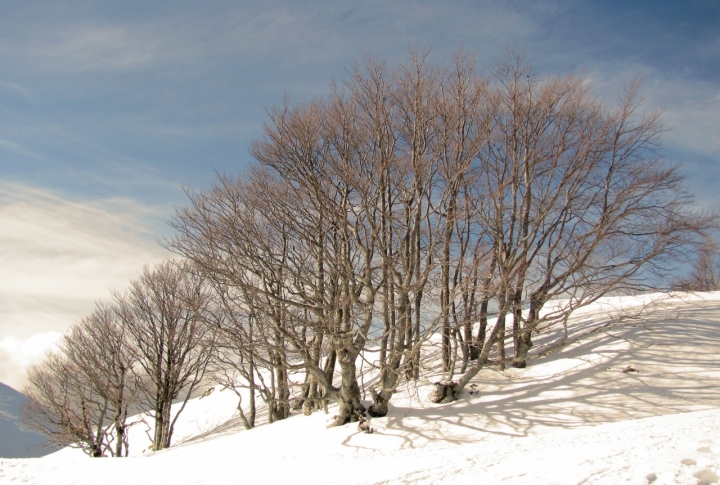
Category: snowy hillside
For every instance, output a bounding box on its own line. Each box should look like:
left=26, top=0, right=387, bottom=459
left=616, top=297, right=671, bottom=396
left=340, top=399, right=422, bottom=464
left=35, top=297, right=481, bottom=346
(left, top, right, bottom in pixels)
left=0, top=382, right=58, bottom=458
left=3, top=292, right=720, bottom=484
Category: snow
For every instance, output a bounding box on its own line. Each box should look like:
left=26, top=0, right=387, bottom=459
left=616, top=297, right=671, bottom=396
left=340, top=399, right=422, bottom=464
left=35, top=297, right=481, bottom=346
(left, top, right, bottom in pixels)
left=3, top=292, right=720, bottom=484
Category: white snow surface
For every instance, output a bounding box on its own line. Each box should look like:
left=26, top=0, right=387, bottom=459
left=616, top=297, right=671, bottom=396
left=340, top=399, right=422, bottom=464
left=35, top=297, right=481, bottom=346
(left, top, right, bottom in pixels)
left=4, top=292, right=720, bottom=484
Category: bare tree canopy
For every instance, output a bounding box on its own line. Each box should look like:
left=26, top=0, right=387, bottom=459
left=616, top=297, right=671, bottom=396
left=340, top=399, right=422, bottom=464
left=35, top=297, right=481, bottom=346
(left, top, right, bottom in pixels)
left=115, top=260, right=217, bottom=451
left=22, top=304, right=138, bottom=457
left=169, top=49, right=715, bottom=419
left=675, top=237, right=720, bottom=291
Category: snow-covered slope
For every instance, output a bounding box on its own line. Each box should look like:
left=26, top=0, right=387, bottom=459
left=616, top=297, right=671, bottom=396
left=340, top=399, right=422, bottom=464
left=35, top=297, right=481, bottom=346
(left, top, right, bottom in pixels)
left=3, top=292, right=720, bottom=484
left=0, top=382, right=58, bottom=458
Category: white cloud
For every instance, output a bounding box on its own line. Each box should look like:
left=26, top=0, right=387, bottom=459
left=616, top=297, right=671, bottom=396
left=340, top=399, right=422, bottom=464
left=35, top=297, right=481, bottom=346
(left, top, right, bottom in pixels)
left=0, top=332, right=61, bottom=392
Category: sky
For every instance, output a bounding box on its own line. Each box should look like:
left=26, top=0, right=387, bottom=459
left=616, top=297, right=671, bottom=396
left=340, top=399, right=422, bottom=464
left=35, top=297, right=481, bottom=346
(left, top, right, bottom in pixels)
left=0, top=0, right=719, bottom=389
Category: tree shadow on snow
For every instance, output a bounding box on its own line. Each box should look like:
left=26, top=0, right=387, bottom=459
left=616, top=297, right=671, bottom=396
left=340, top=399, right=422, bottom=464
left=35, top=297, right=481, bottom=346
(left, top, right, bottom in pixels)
left=341, top=298, right=720, bottom=450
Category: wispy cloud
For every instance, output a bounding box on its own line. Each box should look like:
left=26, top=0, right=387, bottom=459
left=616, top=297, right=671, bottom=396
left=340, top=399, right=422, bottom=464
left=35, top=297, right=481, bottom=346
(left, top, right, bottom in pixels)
left=0, top=23, right=166, bottom=73
left=573, top=61, right=720, bottom=207
left=0, top=183, right=170, bottom=388
left=0, top=80, right=32, bottom=101
left=0, top=117, right=186, bottom=205
left=0, top=138, right=45, bottom=160
left=0, top=1, right=537, bottom=77
left=654, top=81, right=720, bottom=157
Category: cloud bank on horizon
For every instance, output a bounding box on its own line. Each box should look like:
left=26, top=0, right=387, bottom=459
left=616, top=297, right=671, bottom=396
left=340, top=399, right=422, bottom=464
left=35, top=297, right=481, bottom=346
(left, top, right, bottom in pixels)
left=0, top=0, right=718, bottom=389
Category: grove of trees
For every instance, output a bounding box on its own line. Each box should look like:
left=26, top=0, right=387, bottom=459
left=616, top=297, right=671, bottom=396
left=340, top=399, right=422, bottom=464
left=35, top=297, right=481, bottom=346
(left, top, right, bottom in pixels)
left=23, top=262, right=216, bottom=455
left=23, top=50, right=715, bottom=455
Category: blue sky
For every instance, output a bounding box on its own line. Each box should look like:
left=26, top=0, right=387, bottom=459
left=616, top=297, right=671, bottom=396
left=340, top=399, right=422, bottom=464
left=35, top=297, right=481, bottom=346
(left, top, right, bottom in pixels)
left=0, top=0, right=718, bottom=388
left=1, top=1, right=716, bottom=207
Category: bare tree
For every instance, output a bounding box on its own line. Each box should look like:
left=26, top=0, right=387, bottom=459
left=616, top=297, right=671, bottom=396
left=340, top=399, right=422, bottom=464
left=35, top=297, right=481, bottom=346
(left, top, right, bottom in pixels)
left=22, top=304, right=138, bottom=457
left=62, top=304, right=140, bottom=456
left=208, top=279, right=298, bottom=428
left=676, top=237, right=720, bottom=291
left=168, top=53, right=490, bottom=423
left=115, top=260, right=216, bottom=451
left=23, top=353, right=110, bottom=457
left=436, top=54, right=715, bottom=402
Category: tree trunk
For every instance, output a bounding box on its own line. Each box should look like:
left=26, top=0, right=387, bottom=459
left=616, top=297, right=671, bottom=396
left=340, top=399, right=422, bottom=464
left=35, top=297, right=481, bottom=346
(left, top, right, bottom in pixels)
left=512, top=288, right=522, bottom=360
left=330, top=349, right=366, bottom=427
left=471, top=296, right=490, bottom=361
left=512, top=297, right=541, bottom=368
left=248, top=356, right=256, bottom=427
left=472, top=252, right=496, bottom=361
left=496, top=310, right=506, bottom=371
